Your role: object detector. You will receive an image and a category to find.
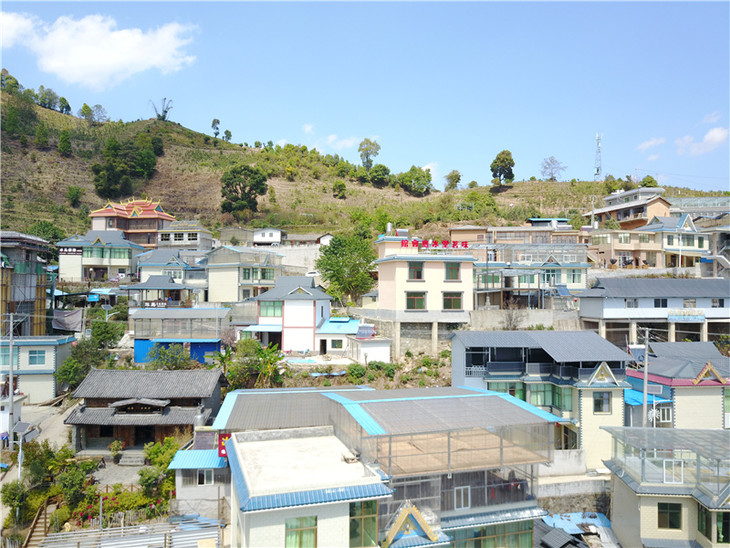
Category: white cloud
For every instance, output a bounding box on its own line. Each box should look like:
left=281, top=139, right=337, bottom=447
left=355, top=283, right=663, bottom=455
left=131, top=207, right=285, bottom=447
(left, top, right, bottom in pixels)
left=302, top=124, right=314, bottom=134
left=326, top=134, right=358, bottom=150
left=647, top=154, right=659, bottom=162
left=422, top=162, right=439, bottom=185
left=636, top=137, right=665, bottom=151
left=703, top=111, right=721, bottom=124
left=1, top=12, right=196, bottom=91
left=675, top=127, right=729, bottom=156
left=276, top=139, right=288, bottom=147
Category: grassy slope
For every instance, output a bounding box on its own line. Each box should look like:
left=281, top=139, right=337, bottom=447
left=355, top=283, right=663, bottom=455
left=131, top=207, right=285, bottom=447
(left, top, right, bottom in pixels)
left=1, top=94, right=724, bottom=240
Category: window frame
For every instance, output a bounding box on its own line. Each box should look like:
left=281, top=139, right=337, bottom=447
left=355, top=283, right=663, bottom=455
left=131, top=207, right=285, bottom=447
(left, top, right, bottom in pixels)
left=445, top=262, right=461, bottom=281
left=197, top=469, right=214, bottom=485
left=442, top=292, right=463, bottom=311
left=285, top=516, right=317, bottom=548
left=260, top=301, right=283, bottom=317
left=658, top=502, right=682, bottom=530
left=28, top=350, right=46, bottom=366
left=331, top=339, right=343, bottom=350
left=407, top=262, right=424, bottom=281
left=593, top=391, right=611, bottom=414
left=654, top=298, right=668, bottom=308
left=454, top=485, right=471, bottom=510
left=406, top=292, right=426, bottom=311
left=713, top=298, right=725, bottom=308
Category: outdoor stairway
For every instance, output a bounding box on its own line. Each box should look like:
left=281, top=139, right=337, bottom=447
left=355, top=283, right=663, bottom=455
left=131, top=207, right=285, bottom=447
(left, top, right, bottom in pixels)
left=24, top=500, right=57, bottom=548
left=118, top=450, right=145, bottom=466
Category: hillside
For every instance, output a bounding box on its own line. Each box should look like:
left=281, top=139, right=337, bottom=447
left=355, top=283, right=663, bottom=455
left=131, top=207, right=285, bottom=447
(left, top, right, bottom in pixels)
left=1, top=90, right=725, bottom=243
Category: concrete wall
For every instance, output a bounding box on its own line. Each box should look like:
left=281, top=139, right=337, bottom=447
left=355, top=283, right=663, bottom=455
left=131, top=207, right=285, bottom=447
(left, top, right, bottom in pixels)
left=59, top=253, right=83, bottom=282
left=673, top=386, right=724, bottom=429
left=611, top=476, right=642, bottom=548
left=538, top=449, right=586, bottom=477
left=245, top=502, right=350, bottom=548
left=579, top=388, right=623, bottom=471
left=639, top=494, right=698, bottom=545
left=274, top=245, right=321, bottom=273
left=207, top=268, right=238, bottom=303
left=537, top=477, right=607, bottom=499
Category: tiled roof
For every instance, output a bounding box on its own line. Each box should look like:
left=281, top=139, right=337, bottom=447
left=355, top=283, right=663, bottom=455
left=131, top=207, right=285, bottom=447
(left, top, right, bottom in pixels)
left=72, top=368, right=226, bottom=399
left=578, top=277, right=730, bottom=299
left=64, top=406, right=210, bottom=426
left=253, top=276, right=332, bottom=301
left=89, top=199, right=176, bottom=221
left=57, top=230, right=145, bottom=249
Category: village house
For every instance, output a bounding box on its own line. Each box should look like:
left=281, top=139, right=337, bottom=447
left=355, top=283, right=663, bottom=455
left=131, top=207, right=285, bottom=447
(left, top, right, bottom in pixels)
left=157, top=220, right=214, bottom=250
left=205, top=245, right=285, bottom=303
left=57, top=230, right=145, bottom=282
left=582, top=187, right=671, bottom=230
left=89, top=198, right=176, bottom=249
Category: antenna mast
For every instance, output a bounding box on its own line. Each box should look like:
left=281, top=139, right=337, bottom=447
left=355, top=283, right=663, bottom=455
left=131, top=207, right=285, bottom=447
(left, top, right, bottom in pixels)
left=594, top=133, right=602, bottom=181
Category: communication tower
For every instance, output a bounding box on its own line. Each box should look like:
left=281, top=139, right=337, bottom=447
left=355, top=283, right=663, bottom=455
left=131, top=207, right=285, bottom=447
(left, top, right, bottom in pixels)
left=594, top=133, right=602, bottom=181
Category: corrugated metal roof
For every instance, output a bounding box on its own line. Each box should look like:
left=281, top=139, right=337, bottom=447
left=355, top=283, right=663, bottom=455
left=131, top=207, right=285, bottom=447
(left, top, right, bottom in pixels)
left=64, top=406, right=210, bottom=426
left=253, top=276, right=332, bottom=301
left=624, top=389, right=671, bottom=406
left=649, top=341, right=722, bottom=361
left=317, top=318, right=361, bottom=335
left=441, top=506, right=548, bottom=530
left=641, top=539, right=702, bottom=548
left=168, top=449, right=227, bottom=470
left=580, top=277, right=730, bottom=299
left=131, top=308, right=230, bottom=319
left=242, top=482, right=392, bottom=512
left=542, top=512, right=612, bottom=535
left=72, top=368, right=226, bottom=399
left=388, top=531, right=452, bottom=548
left=120, top=275, right=193, bottom=291
left=451, top=330, right=632, bottom=364
left=602, top=427, right=730, bottom=461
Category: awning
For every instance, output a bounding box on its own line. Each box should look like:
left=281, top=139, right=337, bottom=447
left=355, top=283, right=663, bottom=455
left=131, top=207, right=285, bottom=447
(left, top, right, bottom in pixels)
left=243, top=325, right=282, bottom=332
left=624, top=388, right=671, bottom=406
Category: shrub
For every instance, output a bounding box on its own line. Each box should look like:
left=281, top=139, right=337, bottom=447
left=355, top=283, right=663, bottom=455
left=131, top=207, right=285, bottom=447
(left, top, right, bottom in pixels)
left=347, top=363, right=366, bottom=383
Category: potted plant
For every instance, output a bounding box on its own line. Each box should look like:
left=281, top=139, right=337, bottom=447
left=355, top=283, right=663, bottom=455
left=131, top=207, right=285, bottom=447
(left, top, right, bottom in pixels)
left=109, top=439, right=124, bottom=464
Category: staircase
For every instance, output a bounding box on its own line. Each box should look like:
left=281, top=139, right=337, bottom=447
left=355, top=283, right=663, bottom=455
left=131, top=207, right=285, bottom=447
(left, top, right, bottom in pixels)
left=118, top=450, right=146, bottom=466
left=23, top=499, right=57, bottom=548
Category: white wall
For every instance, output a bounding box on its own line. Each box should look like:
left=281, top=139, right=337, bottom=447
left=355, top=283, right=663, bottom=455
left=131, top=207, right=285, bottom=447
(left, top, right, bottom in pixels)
left=59, top=254, right=83, bottom=282
left=246, top=502, right=351, bottom=548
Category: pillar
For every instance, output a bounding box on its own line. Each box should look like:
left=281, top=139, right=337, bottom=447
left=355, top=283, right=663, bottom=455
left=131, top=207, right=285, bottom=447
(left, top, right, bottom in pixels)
left=394, top=321, right=401, bottom=360
left=700, top=322, right=708, bottom=342
left=599, top=319, right=607, bottom=339
left=668, top=322, right=676, bottom=342
left=629, top=321, right=638, bottom=345
left=431, top=321, right=439, bottom=356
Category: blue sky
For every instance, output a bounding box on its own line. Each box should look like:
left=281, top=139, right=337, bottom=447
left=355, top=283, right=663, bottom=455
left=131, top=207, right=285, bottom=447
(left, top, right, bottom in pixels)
left=3, top=1, right=728, bottom=192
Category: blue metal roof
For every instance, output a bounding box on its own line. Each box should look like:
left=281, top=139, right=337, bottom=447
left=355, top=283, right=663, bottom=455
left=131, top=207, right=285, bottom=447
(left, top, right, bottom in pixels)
left=542, top=512, right=612, bottom=535
left=624, top=389, right=671, bottom=406
left=317, top=317, right=361, bottom=335
left=323, top=392, right=387, bottom=435
left=152, top=338, right=221, bottom=343
left=441, top=505, right=548, bottom=530
left=243, top=483, right=392, bottom=512
left=389, top=531, right=452, bottom=548
left=168, top=449, right=227, bottom=470
left=212, top=392, right=241, bottom=430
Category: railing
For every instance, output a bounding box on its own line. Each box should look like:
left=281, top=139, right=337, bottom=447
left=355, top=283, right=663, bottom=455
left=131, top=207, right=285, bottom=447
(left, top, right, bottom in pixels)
left=525, top=362, right=552, bottom=376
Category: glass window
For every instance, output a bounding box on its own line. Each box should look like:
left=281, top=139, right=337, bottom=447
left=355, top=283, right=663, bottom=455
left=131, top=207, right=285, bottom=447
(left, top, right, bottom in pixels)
left=260, top=301, right=283, bottom=317
left=618, top=233, right=631, bottom=244
left=667, top=235, right=674, bottom=246
left=349, top=501, right=377, bottom=548
left=488, top=382, right=525, bottom=401
left=189, top=232, right=198, bottom=241
left=445, top=263, right=460, bottom=281
left=28, top=350, right=45, bottom=365
left=593, top=392, right=611, bottom=413
left=561, top=387, right=573, bottom=412
left=683, top=298, right=696, bottom=308
left=286, top=516, right=317, bottom=548
left=454, top=486, right=470, bottom=509
left=568, top=269, right=582, bottom=284
left=541, top=269, right=559, bottom=285
left=713, top=298, right=725, bottom=308
left=518, top=274, right=535, bottom=284
left=658, top=502, right=682, bottom=530
left=160, top=234, right=171, bottom=242
left=261, top=268, right=275, bottom=280
left=639, top=234, right=653, bottom=243
left=331, top=339, right=343, bottom=349
left=0, top=348, right=19, bottom=366
left=654, top=298, right=667, bottom=308
left=625, top=298, right=638, bottom=308
left=698, top=236, right=704, bottom=249
left=443, top=292, right=462, bottom=310
left=197, top=469, right=213, bottom=485
left=681, top=234, right=694, bottom=247
left=698, top=504, right=712, bottom=540
left=408, top=262, right=423, bottom=281
left=530, top=384, right=553, bottom=407
left=242, top=268, right=251, bottom=280
left=718, top=511, right=730, bottom=543
left=174, top=233, right=184, bottom=241
left=406, top=292, right=426, bottom=310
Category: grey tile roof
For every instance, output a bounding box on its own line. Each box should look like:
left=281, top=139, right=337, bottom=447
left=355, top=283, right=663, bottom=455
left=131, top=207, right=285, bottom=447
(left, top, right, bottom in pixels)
left=120, top=275, right=192, bottom=291
left=253, top=276, right=332, bottom=301
left=72, top=368, right=226, bottom=399
left=57, top=230, right=144, bottom=248
left=65, top=406, right=211, bottom=426
left=649, top=341, right=722, bottom=361
left=579, top=277, right=730, bottom=298
left=451, top=330, right=632, bottom=363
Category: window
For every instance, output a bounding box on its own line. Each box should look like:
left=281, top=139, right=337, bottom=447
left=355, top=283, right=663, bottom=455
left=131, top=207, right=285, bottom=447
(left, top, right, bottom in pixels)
left=285, top=516, right=317, bottom=548
left=654, top=298, right=667, bottom=308
left=408, top=262, right=423, bottom=281
left=518, top=274, right=535, bottom=284
left=618, top=233, right=631, bottom=244
left=667, top=235, right=674, bottom=246
left=28, top=350, right=45, bottom=365
left=331, top=339, right=343, bottom=349
left=174, top=233, right=184, bottom=241
left=242, top=268, right=251, bottom=280
left=718, top=511, right=730, bottom=543
left=698, top=504, right=712, bottom=540
left=107, top=218, right=114, bottom=228
left=489, top=382, right=524, bottom=401
left=443, top=292, right=462, bottom=310
left=683, top=298, right=696, bottom=308
left=530, top=384, right=554, bottom=407
left=713, top=298, right=725, bottom=308
left=261, top=268, right=275, bottom=280
left=189, top=232, right=198, bottom=241
left=445, top=263, right=460, bottom=281
left=454, top=486, right=470, bottom=510
left=658, top=502, right=682, bottom=530
left=260, top=301, right=283, bottom=317
left=639, top=234, right=653, bottom=243
left=452, top=522, right=532, bottom=548
left=625, top=298, right=638, bottom=308
left=663, top=459, right=684, bottom=484
left=349, top=501, right=377, bottom=547
left=659, top=406, right=672, bottom=424
left=698, top=236, right=704, bottom=249
left=0, top=348, right=19, bottom=366
left=593, top=392, right=611, bottom=413
left=541, top=269, right=559, bottom=285
left=568, top=269, right=582, bottom=284
left=160, top=234, right=171, bottom=242
left=406, top=292, right=426, bottom=310
left=681, top=234, right=694, bottom=247
left=197, top=469, right=214, bottom=485
left=560, top=387, right=573, bottom=412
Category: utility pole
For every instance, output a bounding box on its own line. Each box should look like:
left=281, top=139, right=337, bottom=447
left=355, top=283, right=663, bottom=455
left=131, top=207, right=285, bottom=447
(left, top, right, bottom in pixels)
left=8, top=313, right=15, bottom=438
left=642, top=327, right=650, bottom=427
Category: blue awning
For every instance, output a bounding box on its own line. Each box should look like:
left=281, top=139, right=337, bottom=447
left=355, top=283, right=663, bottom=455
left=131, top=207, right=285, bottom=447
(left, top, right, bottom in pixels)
left=243, top=324, right=282, bottom=332
left=168, top=449, right=227, bottom=470
left=624, top=389, right=671, bottom=406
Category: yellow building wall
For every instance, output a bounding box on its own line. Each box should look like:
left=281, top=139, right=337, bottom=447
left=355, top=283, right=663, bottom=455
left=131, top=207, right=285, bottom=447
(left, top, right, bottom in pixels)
left=579, top=388, right=624, bottom=470
left=673, top=386, right=724, bottom=429
left=639, top=495, right=697, bottom=544
left=611, top=477, right=641, bottom=548
left=207, top=268, right=239, bottom=303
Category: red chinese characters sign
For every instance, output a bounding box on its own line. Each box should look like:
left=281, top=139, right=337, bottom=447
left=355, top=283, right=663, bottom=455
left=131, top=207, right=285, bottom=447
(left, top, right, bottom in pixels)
left=218, top=433, right=232, bottom=457
left=400, top=240, right=469, bottom=249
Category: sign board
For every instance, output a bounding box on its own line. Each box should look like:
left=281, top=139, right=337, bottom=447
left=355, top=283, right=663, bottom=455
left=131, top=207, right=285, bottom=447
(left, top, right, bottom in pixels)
left=646, top=385, right=664, bottom=395
left=218, top=433, right=232, bottom=457
left=87, top=294, right=100, bottom=302
left=668, top=308, right=705, bottom=322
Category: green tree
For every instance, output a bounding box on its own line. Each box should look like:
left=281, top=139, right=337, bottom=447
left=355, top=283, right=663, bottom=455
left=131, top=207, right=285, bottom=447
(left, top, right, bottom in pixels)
left=151, top=136, right=164, bottom=156
left=467, top=180, right=478, bottom=188
left=369, top=164, right=390, bottom=187
left=490, top=150, right=515, bottom=184
left=444, top=170, right=461, bottom=191
left=34, top=123, right=49, bottom=148
left=27, top=220, right=65, bottom=245
left=1, top=481, right=28, bottom=525
left=58, top=464, right=86, bottom=507
left=211, top=118, right=220, bottom=139
left=639, top=175, right=658, bottom=187
left=316, top=233, right=376, bottom=305
left=92, top=104, right=108, bottom=123
left=37, top=85, right=59, bottom=110
left=78, top=103, right=93, bottom=125
left=223, top=129, right=232, bottom=142
left=358, top=138, right=380, bottom=171
left=58, top=129, right=72, bottom=157
left=92, top=160, right=133, bottom=199
left=221, top=164, right=268, bottom=214
left=604, top=218, right=621, bottom=229
left=333, top=180, right=347, bottom=199
left=396, top=166, right=434, bottom=197
left=147, top=343, right=198, bottom=369
left=56, top=339, right=109, bottom=390
left=136, top=148, right=157, bottom=178
left=90, top=320, right=125, bottom=348
left=540, top=156, right=566, bottom=181
left=150, top=97, right=173, bottom=121
left=58, top=96, right=71, bottom=115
